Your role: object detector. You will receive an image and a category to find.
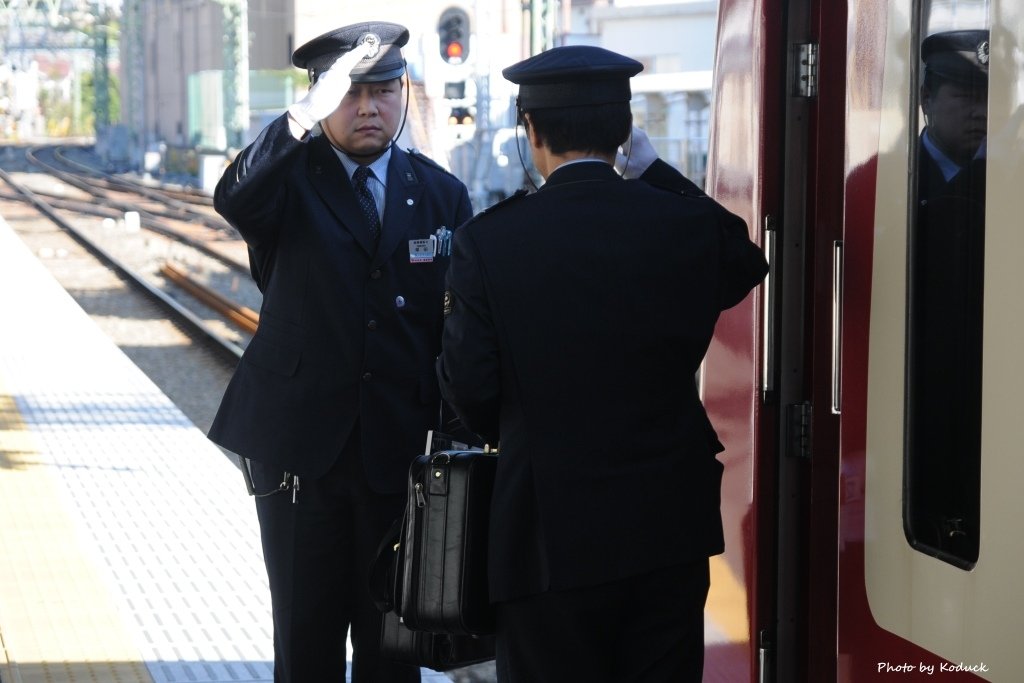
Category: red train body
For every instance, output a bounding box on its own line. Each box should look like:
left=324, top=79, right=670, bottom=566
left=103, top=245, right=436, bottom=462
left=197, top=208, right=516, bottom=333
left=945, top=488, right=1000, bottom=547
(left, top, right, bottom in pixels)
left=701, top=1, right=1023, bottom=681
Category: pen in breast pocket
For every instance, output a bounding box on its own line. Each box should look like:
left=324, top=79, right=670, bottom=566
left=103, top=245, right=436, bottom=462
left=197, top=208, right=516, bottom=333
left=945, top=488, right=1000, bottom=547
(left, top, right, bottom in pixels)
left=434, top=227, right=445, bottom=256
left=436, top=227, right=453, bottom=256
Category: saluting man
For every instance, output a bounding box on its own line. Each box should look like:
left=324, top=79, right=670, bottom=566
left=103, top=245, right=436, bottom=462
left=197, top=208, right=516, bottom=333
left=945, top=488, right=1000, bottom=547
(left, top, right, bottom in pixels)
left=436, top=46, right=768, bottom=682
left=209, top=21, right=471, bottom=683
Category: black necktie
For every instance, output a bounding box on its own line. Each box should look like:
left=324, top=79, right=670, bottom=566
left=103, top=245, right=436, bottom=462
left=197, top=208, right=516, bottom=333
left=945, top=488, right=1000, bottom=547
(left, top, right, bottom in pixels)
left=353, top=166, right=381, bottom=243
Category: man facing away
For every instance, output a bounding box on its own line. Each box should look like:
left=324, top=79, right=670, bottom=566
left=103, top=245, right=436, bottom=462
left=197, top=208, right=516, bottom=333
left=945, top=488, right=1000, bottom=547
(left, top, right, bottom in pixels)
left=209, top=21, right=472, bottom=683
left=436, top=45, right=769, bottom=683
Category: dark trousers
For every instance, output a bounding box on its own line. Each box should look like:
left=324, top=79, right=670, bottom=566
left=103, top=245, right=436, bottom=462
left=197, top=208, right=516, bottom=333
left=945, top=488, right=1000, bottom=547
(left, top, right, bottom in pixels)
left=495, top=559, right=710, bottom=683
left=250, top=431, right=420, bottom=683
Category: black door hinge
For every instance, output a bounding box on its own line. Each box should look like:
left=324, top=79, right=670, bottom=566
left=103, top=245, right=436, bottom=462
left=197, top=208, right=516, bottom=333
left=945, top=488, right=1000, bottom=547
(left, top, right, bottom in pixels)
left=786, top=401, right=813, bottom=459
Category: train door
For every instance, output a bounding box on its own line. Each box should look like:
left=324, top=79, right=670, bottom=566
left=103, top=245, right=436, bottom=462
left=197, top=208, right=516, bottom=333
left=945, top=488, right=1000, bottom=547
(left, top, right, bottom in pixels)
left=703, top=0, right=849, bottom=679
left=766, top=0, right=849, bottom=680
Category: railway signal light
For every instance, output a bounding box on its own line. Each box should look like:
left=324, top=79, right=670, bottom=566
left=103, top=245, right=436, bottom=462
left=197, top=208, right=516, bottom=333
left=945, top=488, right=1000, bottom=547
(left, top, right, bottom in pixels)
left=448, top=107, right=474, bottom=125
left=438, top=7, right=470, bottom=64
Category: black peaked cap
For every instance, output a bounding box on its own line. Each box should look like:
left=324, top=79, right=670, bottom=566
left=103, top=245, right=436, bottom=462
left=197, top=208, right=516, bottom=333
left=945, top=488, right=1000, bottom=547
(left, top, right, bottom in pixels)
left=503, top=45, right=644, bottom=109
left=922, top=29, right=989, bottom=87
left=292, top=21, right=409, bottom=83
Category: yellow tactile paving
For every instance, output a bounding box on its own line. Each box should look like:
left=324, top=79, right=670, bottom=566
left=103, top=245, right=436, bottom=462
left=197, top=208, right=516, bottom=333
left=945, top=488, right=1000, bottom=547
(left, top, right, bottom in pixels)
left=706, top=554, right=749, bottom=644
left=0, top=380, right=153, bottom=683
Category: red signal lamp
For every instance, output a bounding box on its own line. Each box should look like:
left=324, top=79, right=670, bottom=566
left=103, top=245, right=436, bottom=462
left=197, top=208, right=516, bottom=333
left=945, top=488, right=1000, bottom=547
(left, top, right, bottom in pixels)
left=446, top=41, right=464, bottom=61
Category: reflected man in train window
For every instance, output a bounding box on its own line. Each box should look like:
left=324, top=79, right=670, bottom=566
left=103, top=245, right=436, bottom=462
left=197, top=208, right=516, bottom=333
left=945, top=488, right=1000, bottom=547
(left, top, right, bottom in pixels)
left=918, top=30, right=989, bottom=205
left=907, top=29, right=988, bottom=566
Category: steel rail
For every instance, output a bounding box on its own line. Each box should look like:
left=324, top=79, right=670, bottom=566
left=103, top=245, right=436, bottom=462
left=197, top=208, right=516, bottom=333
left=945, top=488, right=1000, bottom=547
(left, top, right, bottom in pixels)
left=0, top=164, right=244, bottom=363
left=160, top=262, right=260, bottom=334
left=28, top=146, right=232, bottom=234
left=25, top=146, right=249, bottom=274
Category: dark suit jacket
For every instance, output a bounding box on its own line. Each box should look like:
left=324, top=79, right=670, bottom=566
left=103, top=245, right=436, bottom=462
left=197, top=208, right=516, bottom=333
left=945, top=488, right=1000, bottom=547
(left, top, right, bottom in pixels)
left=909, top=134, right=985, bottom=555
left=209, top=114, right=472, bottom=492
left=918, top=133, right=952, bottom=206
left=436, top=160, right=768, bottom=602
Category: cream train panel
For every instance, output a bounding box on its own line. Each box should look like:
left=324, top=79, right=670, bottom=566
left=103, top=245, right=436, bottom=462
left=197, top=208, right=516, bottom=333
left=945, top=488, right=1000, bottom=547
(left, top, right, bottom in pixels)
left=864, top=1, right=1024, bottom=679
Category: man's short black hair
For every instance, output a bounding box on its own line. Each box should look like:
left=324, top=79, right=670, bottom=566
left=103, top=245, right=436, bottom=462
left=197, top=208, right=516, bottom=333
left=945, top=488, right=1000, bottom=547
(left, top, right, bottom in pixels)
left=521, top=101, right=633, bottom=157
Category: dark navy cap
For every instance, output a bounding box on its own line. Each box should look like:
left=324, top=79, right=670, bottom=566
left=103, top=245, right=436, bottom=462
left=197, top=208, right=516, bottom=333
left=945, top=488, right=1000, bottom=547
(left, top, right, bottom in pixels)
left=502, top=45, right=644, bottom=109
left=292, top=21, right=409, bottom=84
left=922, top=29, right=989, bottom=87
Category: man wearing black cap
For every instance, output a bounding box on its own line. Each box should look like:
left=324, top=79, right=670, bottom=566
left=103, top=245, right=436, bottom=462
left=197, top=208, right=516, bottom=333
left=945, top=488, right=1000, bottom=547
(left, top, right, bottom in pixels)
left=918, top=29, right=989, bottom=199
left=907, top=29, right=989, bottom=563
left=436, top=45, right=768, bottom=682
left=209, top=20, right=472, bottom=683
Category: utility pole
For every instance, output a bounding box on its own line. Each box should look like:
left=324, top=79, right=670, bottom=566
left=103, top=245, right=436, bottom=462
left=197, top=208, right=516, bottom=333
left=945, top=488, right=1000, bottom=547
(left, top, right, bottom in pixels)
left=218, top=0, right=249, bottom=151
left=121, top=0, right=145, bottom=169
left=93, top=0, right=111, bottom=133
left=466, top=0, right=490, bottom=209
left=528, top=0, right=557, bottom=55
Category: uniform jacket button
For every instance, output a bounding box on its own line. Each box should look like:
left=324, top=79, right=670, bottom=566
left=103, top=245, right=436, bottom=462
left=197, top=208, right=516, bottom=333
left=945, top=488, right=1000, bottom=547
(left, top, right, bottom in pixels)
left=370, top=269, right=382, bottom=280
left=362, top=372, right=373, bottom=381
left=367, top=320, right=378, bottom=330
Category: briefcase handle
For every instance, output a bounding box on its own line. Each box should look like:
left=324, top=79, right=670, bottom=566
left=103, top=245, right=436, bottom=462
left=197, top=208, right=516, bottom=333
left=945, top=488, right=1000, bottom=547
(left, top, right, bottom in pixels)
left=369, top=514, right=405, bottom=614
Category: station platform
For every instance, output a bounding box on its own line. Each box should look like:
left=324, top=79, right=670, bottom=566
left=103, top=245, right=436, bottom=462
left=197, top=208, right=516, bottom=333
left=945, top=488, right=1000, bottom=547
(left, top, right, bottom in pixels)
left=0, top=216, right=450, bottom=682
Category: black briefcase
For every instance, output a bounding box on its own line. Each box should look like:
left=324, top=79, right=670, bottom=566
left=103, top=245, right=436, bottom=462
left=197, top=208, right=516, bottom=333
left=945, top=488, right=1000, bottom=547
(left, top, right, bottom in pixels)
left=369, top=452, right=497, bottom=672
left=399, top=449, right=498, bottom=636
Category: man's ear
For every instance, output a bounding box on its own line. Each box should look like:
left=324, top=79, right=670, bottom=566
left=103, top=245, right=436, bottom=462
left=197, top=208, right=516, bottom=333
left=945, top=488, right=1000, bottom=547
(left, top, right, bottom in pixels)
left=523, top=113, right=543, bottom=150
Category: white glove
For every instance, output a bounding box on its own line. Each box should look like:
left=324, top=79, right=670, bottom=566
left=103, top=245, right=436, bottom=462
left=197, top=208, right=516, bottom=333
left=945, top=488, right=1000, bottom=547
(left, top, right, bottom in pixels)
left=287, top=43, right=374, bottom=131
left=615, top=126, right=659, bottom=179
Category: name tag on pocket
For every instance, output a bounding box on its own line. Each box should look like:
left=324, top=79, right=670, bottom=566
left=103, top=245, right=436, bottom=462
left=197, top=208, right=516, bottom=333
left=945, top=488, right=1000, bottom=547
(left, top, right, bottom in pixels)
left=409, top=237, right=436, bottom=263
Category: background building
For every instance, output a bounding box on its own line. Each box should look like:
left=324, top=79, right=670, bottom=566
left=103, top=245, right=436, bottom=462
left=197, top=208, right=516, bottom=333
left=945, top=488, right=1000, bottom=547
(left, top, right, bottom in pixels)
left=0, top=1, right=718, bottom=201
left=585, top=0, right=717, bottom=186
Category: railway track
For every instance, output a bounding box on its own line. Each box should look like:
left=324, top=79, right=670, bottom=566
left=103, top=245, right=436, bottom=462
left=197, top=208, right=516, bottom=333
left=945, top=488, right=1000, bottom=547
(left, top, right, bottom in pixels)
left=2, top=145, right=259, bottom=359
left=29, top=145, right=247, bottom=268
left=0, top=142, right=257, bottom=433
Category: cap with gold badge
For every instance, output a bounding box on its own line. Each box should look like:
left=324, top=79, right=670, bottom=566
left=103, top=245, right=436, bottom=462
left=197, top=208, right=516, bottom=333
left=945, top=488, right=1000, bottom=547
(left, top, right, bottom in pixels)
left=292, top=21, right=409, bottom=84
left=922, top=29, right=990, bottom=87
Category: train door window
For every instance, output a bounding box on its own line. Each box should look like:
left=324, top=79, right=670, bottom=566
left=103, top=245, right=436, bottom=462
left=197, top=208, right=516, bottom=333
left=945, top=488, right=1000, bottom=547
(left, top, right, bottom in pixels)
left=905, top=0, right=990, bottom=567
